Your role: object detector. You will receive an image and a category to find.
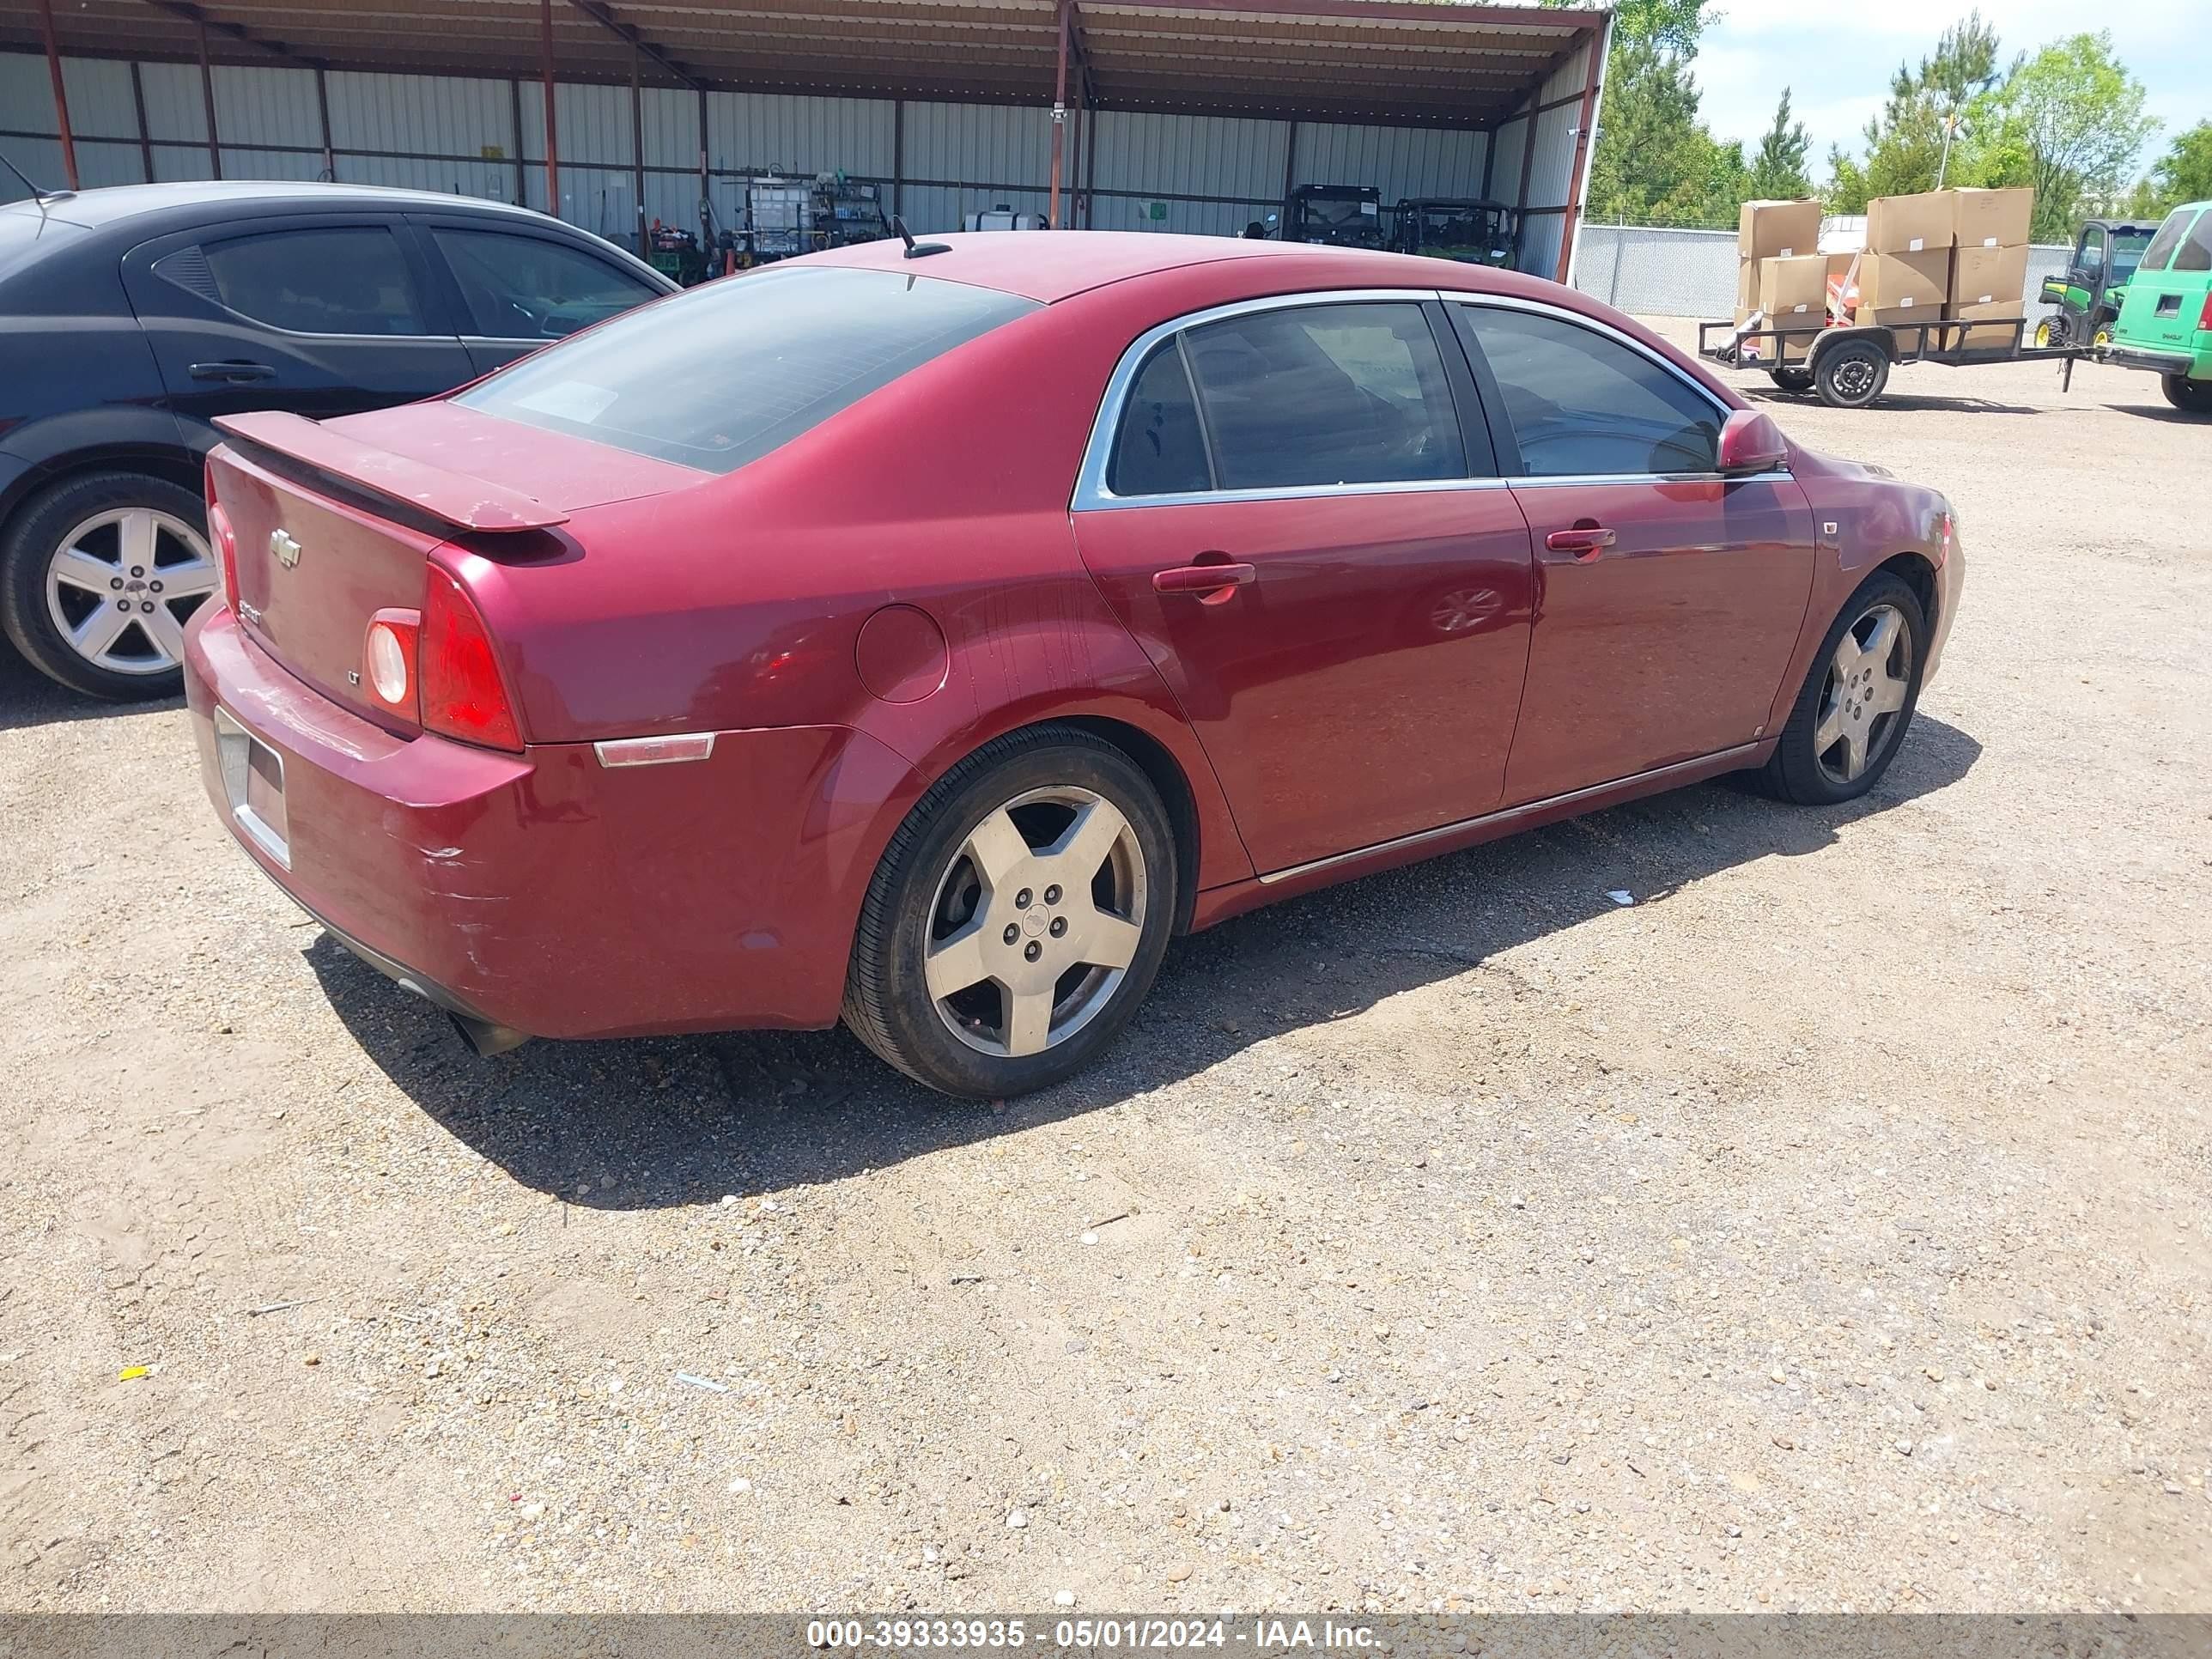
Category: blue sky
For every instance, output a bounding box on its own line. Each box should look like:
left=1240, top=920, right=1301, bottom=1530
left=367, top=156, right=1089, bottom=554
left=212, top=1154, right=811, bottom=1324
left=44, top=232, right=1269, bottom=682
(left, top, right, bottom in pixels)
left=1692, top=1, right=2206, bottom=179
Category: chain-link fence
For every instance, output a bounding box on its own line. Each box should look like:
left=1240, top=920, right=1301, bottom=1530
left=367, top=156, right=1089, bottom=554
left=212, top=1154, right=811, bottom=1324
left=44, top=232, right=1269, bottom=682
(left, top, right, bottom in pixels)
left=1570, top=222, right=2074, bottom=321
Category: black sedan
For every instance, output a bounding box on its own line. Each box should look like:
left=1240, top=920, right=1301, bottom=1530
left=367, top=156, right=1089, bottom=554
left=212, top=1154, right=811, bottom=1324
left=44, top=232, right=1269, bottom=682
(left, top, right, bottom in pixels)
left=0, top=181, right=678, bottom=701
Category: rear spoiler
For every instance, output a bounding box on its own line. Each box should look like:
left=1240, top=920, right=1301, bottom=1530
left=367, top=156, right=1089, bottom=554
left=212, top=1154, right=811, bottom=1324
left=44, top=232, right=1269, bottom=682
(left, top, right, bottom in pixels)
left=212, top=411, right=569, bottom=532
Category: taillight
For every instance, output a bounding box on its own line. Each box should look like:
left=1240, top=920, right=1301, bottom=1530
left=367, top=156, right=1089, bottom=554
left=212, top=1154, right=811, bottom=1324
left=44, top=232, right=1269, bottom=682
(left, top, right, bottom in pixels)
left=206, top=484, right=239, bottom=613
left=2198, top=292, right=2212, bottom=332
left=419, top=564, right=521, bottom=751
left=363, top=608, right=422, bottom=718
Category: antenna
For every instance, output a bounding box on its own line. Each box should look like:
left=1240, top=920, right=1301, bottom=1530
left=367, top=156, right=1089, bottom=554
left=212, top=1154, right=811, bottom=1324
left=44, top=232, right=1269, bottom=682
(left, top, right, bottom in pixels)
left=0, top=149, right=64, bottom=217
left=891, top=214, right=950, bottom=259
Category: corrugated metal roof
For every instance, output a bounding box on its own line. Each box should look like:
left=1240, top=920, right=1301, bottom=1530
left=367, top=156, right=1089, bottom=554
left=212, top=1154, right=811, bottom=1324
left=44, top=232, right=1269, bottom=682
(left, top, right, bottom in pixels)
left=2, top=0, right=1607, bottom=131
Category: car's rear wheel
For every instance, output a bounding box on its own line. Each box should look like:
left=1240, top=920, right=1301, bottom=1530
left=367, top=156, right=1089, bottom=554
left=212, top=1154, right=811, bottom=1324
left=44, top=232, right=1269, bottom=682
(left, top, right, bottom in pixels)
left=1, top=471, right=216, bottom=701
left=842, top=726, right=1178, bottom=1097
left=1754, top=572, right=1926, bottom=806
left=2163, top=373, right=2211, bottom=415
left=1814, top=339, right=1891, bottom=409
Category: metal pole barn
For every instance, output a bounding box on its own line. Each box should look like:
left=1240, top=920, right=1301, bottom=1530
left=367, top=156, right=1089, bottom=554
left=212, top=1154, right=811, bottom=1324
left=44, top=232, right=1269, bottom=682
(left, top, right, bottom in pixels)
left=36, top=0, right=77, bottom=191
left=1552, top=19, right=1607, bottom=284
left=629, top=41, right=646, bottom=254
left=1048, top=0, right=1071, bottom=226
left=196, top=15, right=222, bottom=180
left=539, top=0, right=561, bottom=220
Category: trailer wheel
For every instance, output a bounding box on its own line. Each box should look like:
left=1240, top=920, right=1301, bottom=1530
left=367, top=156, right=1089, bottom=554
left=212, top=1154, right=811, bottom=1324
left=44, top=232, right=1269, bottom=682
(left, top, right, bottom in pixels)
left=1814, top=339, right=1890, bottom=409
left=1769, top=365, right=1815, bottom=393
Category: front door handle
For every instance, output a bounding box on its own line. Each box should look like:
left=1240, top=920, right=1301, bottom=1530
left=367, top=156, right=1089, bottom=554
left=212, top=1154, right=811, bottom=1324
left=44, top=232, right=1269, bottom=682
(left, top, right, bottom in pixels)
left=1153, top=562, right=1257, bottom=599
left=189, top=361, right=276, bottom=383
left=1541, top=526, right=1616, bottom=564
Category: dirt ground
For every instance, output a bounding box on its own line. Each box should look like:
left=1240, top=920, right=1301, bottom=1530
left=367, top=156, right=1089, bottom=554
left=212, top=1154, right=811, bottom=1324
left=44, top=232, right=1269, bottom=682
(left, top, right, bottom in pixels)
left=1, top=327, right=2206, bottom=1616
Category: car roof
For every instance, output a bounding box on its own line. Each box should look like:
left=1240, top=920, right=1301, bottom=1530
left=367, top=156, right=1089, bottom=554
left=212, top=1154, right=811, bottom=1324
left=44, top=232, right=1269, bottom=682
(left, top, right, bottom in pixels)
left=19, top=180, right=561, bottom=232
left=798, top=230, right=1519, bottom=305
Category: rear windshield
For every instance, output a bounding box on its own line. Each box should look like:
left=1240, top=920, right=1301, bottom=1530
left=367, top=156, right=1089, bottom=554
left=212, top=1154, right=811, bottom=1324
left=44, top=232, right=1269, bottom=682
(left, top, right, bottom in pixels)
left=454, top=264, right=1039, bottom=474
left=2110, top=230, right=2154, bottom=283
left=2137, top=209, right=2199, bottom=275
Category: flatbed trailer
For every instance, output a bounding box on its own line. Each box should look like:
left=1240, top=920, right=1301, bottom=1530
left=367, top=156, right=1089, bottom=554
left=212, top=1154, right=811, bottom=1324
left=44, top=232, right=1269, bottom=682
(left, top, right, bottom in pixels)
left=1697, top=315, right=2091, bottom=409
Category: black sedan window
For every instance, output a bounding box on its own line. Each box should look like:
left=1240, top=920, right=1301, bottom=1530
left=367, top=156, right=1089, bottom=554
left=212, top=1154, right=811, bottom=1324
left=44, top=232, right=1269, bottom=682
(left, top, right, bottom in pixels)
left=202, top=228, right=428, bottom=336
left=456, top=265, right=1038, bottom=475
left=434, top=228, right=662, bottom=339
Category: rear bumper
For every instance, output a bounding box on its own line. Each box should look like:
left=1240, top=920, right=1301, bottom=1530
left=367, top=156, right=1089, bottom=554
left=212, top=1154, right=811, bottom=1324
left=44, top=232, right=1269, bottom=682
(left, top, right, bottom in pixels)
left=2100, top=343, right=2197, bottom=378
left=184, top=604, right=918, bottom=1040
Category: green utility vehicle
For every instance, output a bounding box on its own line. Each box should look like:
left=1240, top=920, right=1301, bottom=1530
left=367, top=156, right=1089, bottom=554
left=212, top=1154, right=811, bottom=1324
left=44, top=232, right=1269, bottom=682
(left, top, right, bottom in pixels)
left=2035, top=218, right=2158, bottom=348
left=1389, top=198, right=1521, bottom=268
left=2100, top=201, right=2212, bottom=414
left=1283, top=184, right=1389, bottom=250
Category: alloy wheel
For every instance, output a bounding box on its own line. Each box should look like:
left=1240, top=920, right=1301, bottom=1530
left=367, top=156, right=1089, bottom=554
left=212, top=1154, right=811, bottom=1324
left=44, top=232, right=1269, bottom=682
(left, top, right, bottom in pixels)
left=923, top=785, right=1148, bottom=1058
left=1813, top=602, right=1912, bottom=786
left=44, top=507, right=217, bottom=676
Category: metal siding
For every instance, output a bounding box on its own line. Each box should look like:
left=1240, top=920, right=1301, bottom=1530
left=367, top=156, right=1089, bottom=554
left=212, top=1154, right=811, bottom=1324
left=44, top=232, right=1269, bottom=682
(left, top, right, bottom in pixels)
left=1490, top=116, right=1527, bottom=205
left=1521, top=213, right=1562, bottom=279
left=899, top=184, right=1048, bottom=235
left=150, top=142, right=216, bottom=184
left=58, top=55, right=143, bottom=139
left=137, top=61, right=209, bottom=143
left=328, top=71, right=512, bottom=159
left=1540, top=37, right=1592, bottom=107
left=1527, top=102, right=1577, bottom=210
left=343, top=150, right=517, bottom=202
left=1294, top=121, right=1487, bottom=204
left=640, top=84, right=696, bottom=171
left=211, top=64, right=319, bottom=149
left=902, top=100, right=1049, bottom=192
left=707, top=91, right=894, bottom=177
left=1091, top=109, right=1285, bottom=205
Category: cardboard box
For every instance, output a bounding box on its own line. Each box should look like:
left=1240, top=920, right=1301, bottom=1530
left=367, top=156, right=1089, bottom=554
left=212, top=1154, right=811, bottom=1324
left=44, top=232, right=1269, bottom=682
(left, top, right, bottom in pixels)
left=1735, top=257, right=1758, bottom=319
left=1759, top=254, right=1828, bottom=321
left=1866, top=191, right=1954, bottom=254
left=1851, top=305, right=1934, bottom=354
left=1942, top=299, right=2027, bottom=353
left=1855, top=249, right=1949, bottom=311
left=1950, top=186, right=2032, bottom=251
left=1739, top=198, right=1821, bottom=262
left=1949, top=242, right=2028, bottom=308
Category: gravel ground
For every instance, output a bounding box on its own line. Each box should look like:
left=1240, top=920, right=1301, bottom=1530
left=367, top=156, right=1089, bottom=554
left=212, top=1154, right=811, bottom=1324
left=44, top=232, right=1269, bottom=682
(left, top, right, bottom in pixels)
left=1, top=325, right=2206, bottom=1616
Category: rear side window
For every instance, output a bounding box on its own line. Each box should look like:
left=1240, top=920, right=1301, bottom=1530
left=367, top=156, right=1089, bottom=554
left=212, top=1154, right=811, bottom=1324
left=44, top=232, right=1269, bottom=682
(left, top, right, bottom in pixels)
left=434, top=228, right=662, bottom=339
left=1179, top=301, right=1465, bottom=490
left=1108, top=342, right=1212, bottom=496
left=2175, top=212, right=2212, bottom=275
left=203, top=227, right=428, bottom=335
left=1460, top=304, right=1722, bottom=477
left=2137, top=209, right=2197, bottom=274
left=456, top=265, right=1039, bottom=474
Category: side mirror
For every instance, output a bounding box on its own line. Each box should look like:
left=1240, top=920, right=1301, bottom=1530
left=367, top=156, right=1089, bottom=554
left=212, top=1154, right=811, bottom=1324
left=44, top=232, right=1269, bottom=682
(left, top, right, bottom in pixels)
left=1718, top=408, right=1790, bottom=475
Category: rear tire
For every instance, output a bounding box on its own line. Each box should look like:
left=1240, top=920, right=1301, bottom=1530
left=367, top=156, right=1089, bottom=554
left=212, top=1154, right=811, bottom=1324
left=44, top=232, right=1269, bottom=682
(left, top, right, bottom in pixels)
left=0, top=470, right=213, bottom=702
left=1769, top=365, right=1815, bottom=393
left=842, top=726, right=1178, bottom=1098
left=1813, top=339, right=1891, bottom=409
left=1754, top=572, right=1927, bottom=806
left=2033, top=315, right=2065, bottom=349
left=2162, top=373, right=2212, bottom=415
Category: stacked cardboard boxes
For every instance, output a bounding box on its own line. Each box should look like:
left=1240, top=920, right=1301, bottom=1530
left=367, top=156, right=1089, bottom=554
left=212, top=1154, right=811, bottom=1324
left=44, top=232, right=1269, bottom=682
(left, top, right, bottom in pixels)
left=1853, top=190, right=1953, bottom=348
left=1736, top=199, right=1822, bottom=362
left=1946, top=186, right=2033, bottom=349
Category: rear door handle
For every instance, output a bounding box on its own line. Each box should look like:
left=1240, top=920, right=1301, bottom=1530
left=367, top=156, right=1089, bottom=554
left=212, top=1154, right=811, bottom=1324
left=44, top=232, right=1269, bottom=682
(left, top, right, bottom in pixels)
left=1153, top=562, right=1257, bottom=597
left=1541, top=526, right=1616, bottom=563
left=189, top=361, right=276, bottom=383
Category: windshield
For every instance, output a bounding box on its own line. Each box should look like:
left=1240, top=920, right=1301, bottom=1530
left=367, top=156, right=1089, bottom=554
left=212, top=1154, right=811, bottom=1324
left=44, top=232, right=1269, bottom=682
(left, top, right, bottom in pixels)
left=2109, top=229, right=2155, bottom=283
left=1304, top=196, right=1376, bottom=230
left=455, top=265, right=1039, bottom=474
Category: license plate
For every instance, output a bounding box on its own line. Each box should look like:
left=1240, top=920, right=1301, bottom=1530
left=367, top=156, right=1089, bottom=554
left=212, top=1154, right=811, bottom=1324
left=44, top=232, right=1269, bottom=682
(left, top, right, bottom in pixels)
left=214, top=707, right=289, bottom=867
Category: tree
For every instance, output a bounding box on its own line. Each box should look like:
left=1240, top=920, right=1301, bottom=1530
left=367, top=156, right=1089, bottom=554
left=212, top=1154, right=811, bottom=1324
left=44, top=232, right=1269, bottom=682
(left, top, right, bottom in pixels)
left=1583, top=33, right=1745, bottom=227
left=2150, top=121, right=2212, bottom=209
left=1831, top=11, right=2018, bottom=204
left=1746, top=88, right=1813, bottom=201
left=1986, top=33, right=2159, bottom=240
left=1542, top=0, right=1711, bottom=53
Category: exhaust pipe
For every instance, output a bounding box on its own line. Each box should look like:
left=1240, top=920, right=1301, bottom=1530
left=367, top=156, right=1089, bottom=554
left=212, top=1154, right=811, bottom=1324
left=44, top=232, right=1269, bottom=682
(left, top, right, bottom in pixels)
left=449, top=1011, right=532, bottom=1058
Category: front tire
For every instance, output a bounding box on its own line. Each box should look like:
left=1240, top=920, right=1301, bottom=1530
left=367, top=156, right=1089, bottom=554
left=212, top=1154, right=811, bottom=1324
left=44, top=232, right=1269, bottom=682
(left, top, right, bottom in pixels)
left=1769, top=365, right=1815, bottom=393
left=842, top=726, right=1178, bottom=1098
left=2163, top=373, right=2212, bottom=415
left=1755, top=572, right=1927, bottom=806
left=0, top=471, right=216, bottom=702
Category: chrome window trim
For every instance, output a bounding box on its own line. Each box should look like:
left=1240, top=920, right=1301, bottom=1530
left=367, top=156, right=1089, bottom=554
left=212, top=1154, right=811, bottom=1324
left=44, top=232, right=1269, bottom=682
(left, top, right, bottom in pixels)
left=1073, top=287, right=1477, bottom=514
left=1073, top=286, right=1784, bottom=514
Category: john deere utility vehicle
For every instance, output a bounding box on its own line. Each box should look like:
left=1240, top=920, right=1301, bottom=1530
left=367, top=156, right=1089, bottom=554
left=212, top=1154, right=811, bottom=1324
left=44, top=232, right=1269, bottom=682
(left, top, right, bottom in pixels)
left=2036, top=218, right=2158, bottom=349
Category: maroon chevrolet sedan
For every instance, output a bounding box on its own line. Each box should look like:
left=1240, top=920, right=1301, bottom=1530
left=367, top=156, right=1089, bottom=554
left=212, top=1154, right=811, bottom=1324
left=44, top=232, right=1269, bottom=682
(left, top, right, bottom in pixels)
left=185, top=232, right=1961, bottom=1097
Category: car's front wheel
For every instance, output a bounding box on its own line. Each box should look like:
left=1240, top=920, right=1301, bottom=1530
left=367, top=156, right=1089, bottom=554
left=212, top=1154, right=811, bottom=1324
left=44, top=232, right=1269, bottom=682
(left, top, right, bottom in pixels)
left=1755, top=572, right=1927, bottom=805
left=2162, top=373, right=2211, bottom=415
left=1, top=471, right=218, bottom=701
left=842, top=726, right=1178, bottom=1097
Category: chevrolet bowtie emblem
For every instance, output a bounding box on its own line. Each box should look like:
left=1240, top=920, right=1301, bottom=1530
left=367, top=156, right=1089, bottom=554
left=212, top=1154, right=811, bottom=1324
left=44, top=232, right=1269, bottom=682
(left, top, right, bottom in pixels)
left=270, top=529, right=301, bottom=568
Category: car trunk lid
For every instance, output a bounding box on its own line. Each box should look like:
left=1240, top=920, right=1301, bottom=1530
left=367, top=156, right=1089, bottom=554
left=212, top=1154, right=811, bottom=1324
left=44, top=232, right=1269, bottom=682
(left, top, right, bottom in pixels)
left=207, top=404, right=701, bottom=728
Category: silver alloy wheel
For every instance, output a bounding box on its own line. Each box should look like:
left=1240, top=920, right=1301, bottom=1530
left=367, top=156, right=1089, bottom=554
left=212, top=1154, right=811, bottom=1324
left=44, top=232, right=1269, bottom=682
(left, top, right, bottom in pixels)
left=1814, top=601, right=1911, bottom=785
left=923, top=785, right=1148, bottom=1059
left=44, top=507, right=217, bottom=675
